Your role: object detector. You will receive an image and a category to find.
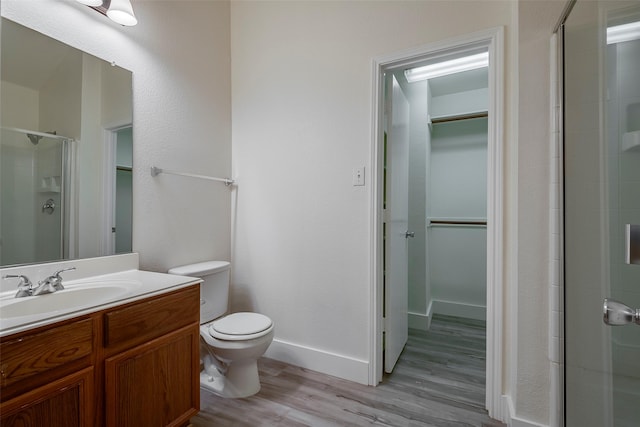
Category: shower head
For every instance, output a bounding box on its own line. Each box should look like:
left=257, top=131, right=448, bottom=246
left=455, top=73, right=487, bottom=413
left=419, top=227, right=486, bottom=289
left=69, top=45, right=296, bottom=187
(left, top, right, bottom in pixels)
left=27, top=134, right=43, bottom=145
left=26, top=131, right=57, bottom=145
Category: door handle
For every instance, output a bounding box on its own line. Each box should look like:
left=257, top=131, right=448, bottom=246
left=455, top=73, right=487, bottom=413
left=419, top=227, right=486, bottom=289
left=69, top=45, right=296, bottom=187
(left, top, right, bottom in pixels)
left=603, top=299, right=640, bottom=326
left=405, top=231, right=415, bottom=239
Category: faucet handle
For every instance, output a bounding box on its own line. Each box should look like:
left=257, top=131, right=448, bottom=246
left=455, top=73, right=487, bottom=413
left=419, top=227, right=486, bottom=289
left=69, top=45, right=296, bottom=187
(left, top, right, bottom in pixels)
left=49, top=267, right=76, bottom=291
left=3, top=274, right=34, bottom=298
left=52, top=267, right=76, bottom=277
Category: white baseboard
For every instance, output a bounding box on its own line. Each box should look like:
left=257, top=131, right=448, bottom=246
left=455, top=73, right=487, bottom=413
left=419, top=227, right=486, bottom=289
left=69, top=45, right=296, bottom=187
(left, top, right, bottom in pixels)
left=502, top=395, right=549, bottom=427
left=409, top=299, right=484, bottom=329
left=511, top=416, right=549, bottom=427
left=264, top=338, right=370, bottom=385
left=409, top=300, right=434, bottom=330
left=431, top=299, right=486, bottom=321
left=408, top=311, right=431, bottom=330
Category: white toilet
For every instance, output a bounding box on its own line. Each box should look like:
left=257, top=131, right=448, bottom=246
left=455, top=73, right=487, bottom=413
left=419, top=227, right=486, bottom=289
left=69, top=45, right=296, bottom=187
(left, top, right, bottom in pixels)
left=168, top=261, right=274, bottom=398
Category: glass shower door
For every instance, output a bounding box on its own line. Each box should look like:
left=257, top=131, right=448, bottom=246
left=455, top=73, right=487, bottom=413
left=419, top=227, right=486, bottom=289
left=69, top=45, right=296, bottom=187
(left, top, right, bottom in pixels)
left=0, top=127, right=67, bottom=265
left=563, top=1, right=640, bottom=426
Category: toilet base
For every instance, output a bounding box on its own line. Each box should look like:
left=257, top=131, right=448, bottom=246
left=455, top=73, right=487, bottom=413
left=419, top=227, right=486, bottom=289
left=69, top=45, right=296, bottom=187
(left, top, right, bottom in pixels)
left=200, top=359, right=261, bottom=398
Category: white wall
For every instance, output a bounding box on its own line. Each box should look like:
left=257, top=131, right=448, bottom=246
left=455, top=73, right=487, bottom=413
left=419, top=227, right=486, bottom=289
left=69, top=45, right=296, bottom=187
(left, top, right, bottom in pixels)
left=516, top=1, right=568, bottom=425
left=0, top=82, right=39, bottom=265
left=39, top=49, right=82, bottom=139
left=1, top=0, right=232, bottom=271
left=430, top=120, right=488, bottom=219
left=78, top=54, right=105, bottom=257
left=404, top=78, right=489, bottom=326
left=0, top=81, right=40, bottom=130
left=230, top=0, right=516, bottom=397
left=429, top=117, right=488, bottom=320
left=431, top=88, right=489, bottom=118
left=101, top=61, right=133, bottom=129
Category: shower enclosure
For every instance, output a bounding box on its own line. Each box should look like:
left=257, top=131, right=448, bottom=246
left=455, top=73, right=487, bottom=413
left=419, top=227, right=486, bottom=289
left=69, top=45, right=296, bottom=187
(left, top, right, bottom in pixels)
left=562, top=1, right=640, bottom=425
left=0, top=127, right=73, bottom=265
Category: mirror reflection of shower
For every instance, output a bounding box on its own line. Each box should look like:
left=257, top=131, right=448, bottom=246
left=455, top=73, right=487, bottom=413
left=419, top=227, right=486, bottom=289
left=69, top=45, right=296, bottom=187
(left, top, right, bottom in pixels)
left=0, top=127, right=74, bottom=266
left=26, top=130, right=56, bottom=146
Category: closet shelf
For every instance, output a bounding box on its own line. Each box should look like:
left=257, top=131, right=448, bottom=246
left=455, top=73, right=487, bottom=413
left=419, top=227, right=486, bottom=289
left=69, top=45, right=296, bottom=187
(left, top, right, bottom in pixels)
left=428, top=218, right=487, bottom=228
left=429, top=111, right=488, bottom=124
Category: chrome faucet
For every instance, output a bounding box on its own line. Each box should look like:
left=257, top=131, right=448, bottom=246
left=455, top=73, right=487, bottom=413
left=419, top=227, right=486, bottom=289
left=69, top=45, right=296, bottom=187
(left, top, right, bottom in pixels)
left=33, top=267, right=76, bottom=296
left=3, top=267, right=76, bottom=298
left=3, top=274, right=35, bottom=298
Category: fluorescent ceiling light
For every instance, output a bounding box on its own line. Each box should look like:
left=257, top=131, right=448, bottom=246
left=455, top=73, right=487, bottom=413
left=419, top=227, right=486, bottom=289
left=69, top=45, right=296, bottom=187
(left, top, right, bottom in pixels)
left=607, top=21, right=640, bottom=44
left=404, top=52, right=489, bottom=83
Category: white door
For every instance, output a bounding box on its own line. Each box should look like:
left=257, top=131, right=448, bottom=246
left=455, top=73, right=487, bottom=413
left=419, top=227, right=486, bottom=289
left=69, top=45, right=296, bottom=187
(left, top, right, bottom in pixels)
left=384, top=74, right=410, bottom=373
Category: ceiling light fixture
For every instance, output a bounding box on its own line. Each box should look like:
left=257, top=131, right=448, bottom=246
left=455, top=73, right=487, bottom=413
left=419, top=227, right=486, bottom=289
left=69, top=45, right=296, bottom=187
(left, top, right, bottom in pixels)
left=76, top=0, right=138, bottom=27
left=404, top=52, right=489, bottom=83
left=607, top=21, right=640, bottom=44
left=76, top=0, right=103, bottom=6
left=106, top=0, right=138, bottom=26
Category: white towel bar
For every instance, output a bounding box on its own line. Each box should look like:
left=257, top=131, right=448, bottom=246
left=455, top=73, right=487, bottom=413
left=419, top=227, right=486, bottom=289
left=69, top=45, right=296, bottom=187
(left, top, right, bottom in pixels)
left=150, top=166, right=234, bottom=186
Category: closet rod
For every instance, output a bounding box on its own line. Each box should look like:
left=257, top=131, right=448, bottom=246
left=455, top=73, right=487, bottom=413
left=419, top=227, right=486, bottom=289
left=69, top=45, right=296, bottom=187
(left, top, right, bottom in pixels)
left=429, top=219, right=487, bottom=226
left=150, top=166, right=234, bottom=186
left=430, top=111, right=488, bottom=124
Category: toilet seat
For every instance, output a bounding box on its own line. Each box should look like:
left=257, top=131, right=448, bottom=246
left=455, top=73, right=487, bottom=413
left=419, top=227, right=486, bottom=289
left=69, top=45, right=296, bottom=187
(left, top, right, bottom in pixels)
left=209, top=312, right=273, bottom=341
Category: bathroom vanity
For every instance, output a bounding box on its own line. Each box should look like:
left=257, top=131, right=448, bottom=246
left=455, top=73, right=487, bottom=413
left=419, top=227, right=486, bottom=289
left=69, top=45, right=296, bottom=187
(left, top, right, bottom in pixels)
left=0, top=255, right=202, bottom=427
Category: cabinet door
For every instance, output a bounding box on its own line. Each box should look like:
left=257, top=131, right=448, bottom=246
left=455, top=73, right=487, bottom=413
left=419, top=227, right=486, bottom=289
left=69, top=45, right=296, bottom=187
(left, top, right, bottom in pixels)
left=0, top=367, right=93, bottom=427
left=105, top=323, right=199, bottom=427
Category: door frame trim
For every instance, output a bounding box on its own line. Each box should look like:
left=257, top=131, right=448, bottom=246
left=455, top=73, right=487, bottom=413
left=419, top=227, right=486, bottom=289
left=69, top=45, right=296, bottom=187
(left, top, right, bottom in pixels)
left=368, top=26, right=505, bottom=421
left=101, top=122, right=133, bottom=257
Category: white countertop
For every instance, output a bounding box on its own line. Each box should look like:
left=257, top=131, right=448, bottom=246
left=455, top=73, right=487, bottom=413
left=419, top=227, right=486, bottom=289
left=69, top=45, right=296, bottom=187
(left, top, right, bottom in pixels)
left=0, top=255, right=202, bottom=337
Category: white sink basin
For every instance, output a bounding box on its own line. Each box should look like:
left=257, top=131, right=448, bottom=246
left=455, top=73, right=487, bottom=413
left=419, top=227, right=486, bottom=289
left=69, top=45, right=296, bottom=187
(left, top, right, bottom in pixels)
left=0, top=280, right=140, bottom=320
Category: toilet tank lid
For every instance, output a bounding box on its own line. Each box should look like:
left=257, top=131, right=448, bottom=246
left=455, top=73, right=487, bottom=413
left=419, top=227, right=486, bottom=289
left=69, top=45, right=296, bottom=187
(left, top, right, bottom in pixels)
left=168, top=260, right=230, bottom=276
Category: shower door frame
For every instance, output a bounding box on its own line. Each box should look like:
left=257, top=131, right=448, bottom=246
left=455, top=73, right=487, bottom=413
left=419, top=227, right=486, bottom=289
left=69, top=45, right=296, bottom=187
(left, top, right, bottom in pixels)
left=556, top=0, right=640, bottom=425
left=0, top=127, right=73, bottom=265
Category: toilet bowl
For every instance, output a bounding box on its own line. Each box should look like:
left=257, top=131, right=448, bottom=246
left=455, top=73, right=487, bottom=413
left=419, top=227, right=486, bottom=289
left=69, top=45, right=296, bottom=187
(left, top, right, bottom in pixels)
left=168, top=261, right=274, bottom=398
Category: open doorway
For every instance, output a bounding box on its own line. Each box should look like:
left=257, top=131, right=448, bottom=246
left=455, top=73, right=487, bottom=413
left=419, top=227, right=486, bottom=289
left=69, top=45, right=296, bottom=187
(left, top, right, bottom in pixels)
left=103, top=125, right=133, bottom=255
left=370, top=28, right=505, bottom=420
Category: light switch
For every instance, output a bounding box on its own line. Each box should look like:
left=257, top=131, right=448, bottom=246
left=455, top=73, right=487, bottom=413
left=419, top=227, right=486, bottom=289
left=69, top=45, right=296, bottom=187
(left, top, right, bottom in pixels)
left=353, top=167, right=365, bottom=186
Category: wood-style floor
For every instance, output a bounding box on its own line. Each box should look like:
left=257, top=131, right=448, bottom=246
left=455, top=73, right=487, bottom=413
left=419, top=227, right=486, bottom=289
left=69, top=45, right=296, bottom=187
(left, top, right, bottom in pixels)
left=190, top=315, right=505, bottom=427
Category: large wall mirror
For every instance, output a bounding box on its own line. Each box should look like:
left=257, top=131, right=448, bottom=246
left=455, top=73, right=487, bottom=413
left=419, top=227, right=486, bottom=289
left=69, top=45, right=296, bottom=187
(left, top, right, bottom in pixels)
left=0, top=18, right=133, bottom=267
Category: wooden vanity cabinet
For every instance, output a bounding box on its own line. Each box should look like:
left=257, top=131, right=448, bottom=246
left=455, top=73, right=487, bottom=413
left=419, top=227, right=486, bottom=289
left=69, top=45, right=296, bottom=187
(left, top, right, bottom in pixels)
left=103, top=284, right=201, bottom=427
left=0, top=284, right=200, bottom=427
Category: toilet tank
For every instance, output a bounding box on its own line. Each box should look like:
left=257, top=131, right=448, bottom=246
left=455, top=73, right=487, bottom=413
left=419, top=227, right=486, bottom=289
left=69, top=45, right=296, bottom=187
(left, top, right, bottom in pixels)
left=168, top=261, right=230, bottom=324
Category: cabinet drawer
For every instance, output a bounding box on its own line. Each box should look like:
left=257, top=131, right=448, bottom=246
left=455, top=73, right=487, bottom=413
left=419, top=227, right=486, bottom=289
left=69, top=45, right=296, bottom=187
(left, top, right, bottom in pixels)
left=104, top=285, right=199, bottom=353
left=0, top=318, right=94, bottom=398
